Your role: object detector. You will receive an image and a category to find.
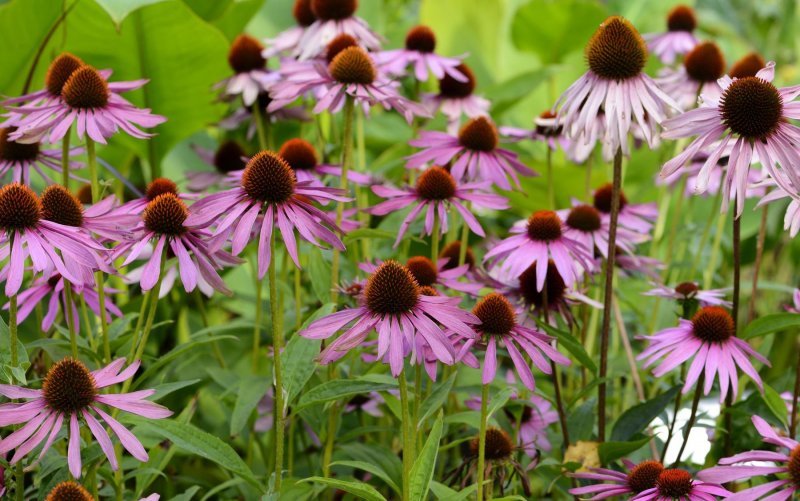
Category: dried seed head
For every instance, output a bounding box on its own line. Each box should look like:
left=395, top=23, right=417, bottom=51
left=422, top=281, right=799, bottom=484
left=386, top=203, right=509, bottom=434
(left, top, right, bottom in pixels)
left=655, top=469, right=693, bottom=498
left=62, top=66, right=109, bottom=109
left=406, top=256, right=438, bottom=287
left=143, top=193, right=188, bottom=236
left=729, top=52, right=766, bottom=79
left=213, top=141, right=248, bottom=174
left=41, top=185, right=84, bottom=227
left=293, top=0, right=316, bottom=26
left=146, top=178, right=179, bottom=201
left=228, top=34, right=266, bottom=73
left=364, top=260, right=420, bottom=315
left=325, top=34, right=359, bottom=64
left=667, top=5, right=697, bottom=32
left=42, top=358, right=97, bottom=415
left=593, top=183, right=627, bottom=214
left=691, top=306, right=734, bottom=343
left=566, top=204, right=602, bottom=233
left=458, top=116, right=498, bottom=152
left=439, top=63, right=475, bottom=98
left=45, top=481, right=94, bottom=501
left=311, top=0, right=357, bottom=20
left=405, top=25, right=436, bottom=53
left=518, top=261, right=566, bottom=308
left=279, top=138, right=318, bottom=171
left=0, top=127, right=40, bottom=162
left=241, top=150, right=296, bottom=204
left=684, top=42, right=726, bottom=83
left=0, top=183, right=42, bottom=231
left=329, top=46, right=376, bottom=85
left=45, top=53, right=85, bottom=97
left=473, top=293, right=516, bottom=336
left=627, top=460, right=665, bottom=493
left=721, top=76, right=783, bottom=140
left=788, top=445, right=800, bottom=487
left=440, top=241, right=475, bottom=270
left=674, top=281, right=699, bottom=298
left=586, top=16, right=647, bottom=81
left=469, top=427, right=513, bottom=460
left=526, top=210, right=563, bottom=242
left=415, top=166, right=456, bottom=201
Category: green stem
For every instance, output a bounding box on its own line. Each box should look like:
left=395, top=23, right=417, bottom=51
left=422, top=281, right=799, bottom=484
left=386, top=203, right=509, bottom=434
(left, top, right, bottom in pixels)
left=63, top=283, right=78, bottom=358
left=546, top=146, right=555, bottom=209
left=687, top=188, right=723, bottom=279
left=294, top=265, right=302, bottom=330
left=252, top=103, right=269, bottom=151
left=399, top=369, right=412, bottom=501
left=430, top=214, right=440, bottom=264
left=86, top=138, right=111, bottom=362
left=193, top=289, right=225, bottom=368
left=330, top=97, right=355, bottom=303
left=703, top=210, right=727, bottom=290
left=476, top=383, right=489, bottom=501
left=457, top=207, right=470, bottom=266
left=251, top=252, right=263, bottom=372
left=125, top=249, right=166, bottom=371
left=269, top=230, right=286, bottom=492
left=61, top=126, right=71, bottom=187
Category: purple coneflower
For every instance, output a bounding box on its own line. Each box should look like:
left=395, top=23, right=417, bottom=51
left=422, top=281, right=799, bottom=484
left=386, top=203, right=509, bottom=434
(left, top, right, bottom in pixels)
left=557, top=202, right=644, bottom=259
left=370, top=166, right=508, bottom=245
left=299, top=260, right=478, bottom=376
left=556, top=16, right=679, bottom=158
left=571, top=459, right=666, bottom=499
left=408, top=116, right=535, bottom=190
left=729, top=52, right=767, bottom=79
left=643, top=5, right=699, bottom=64
left=699, top=415, right=800, bottom=500
left=466, top=293, right=570, bottom=390
left=187, top=140, right=248, bottom=192
left=657, top=41, right=726, bottom=110
left=45, top=482, right=93, bottom=500
left=278, top=138, right=370, bottom=185
left=40, top=185, right=136, bottom=244
left=217, top=34, right=280, bottom=106
left=0, top=357, right=171, bottom=478
left=660, top=61, right=800, bottom=215
left=755, top=180, right=800, bottom=238
left=262, top=0, right=317, bottom=58
left=361, top=256, right=482, bottom=296
left=631, top=468, right=731, bottom=501
left=644, top=282, right=731, bottom=308
left=375, top=25, right=465, bottom=82
left=117, top=178, right=195, bottom=216
left=0, top=183, right=109, bottom=295
left=7, top=66, right=165, bottom=145
left=294, top=0, right=381, bottom=60
left=500, top=110, right=575, bottom=158
left=2, top=53, right=86, bottom=119
left=0, top=127, right=82, bottom=185
left=593, top=183, right=658, bottom=233
left=114, top=193, right=232, bottom=294
left=423, top=63, right=490, bottom=132
left=484, top=210, right=592, bottom=290
left=188, top=151, right=346, bottom=277
left=637, top=306, right=769, bottom=402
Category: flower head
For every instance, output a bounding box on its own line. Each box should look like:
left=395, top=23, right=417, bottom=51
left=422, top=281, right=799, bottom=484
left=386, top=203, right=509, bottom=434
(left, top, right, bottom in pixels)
left=217, top=34, right=280, bottom=106
left=571, top=459, right=666, bottom=499
left=657, top=41, right=726, bottom=109
left=374, top=25, right=466, bottom=83
left=644, top=281, right=731, bottom=314
left=187, top=140, right=249, bottom=192
left=45, top=481, right=93, bottom=501
left=293, top=0, right=382, bottom=60
left=262, top=0, right=318, bottom=58
left=0, top=127, right=82, bottom=185
left=423, top=63, right=490, bottom=133
left=593, top=183, right=658, bottom=233
left=643, top=5, right=699, bottom=64
left=631, top=468, right=731, bottom=501
left=729, top=52, right=766, bottom=79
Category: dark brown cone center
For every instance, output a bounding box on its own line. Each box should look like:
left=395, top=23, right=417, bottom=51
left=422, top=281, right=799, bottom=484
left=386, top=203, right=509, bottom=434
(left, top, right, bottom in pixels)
left=593, top=183, right=627, bottom=213
left=279, top=138, right=318, bottom=171
left=329, top=46, right=376, bottom=85
left=214, top=141, right=248, bottom=174
left=228, top=34, right=267, bottom=74
left=62, top=67, right=109, bottom=109
left=42, top=358, right=98, bottom=415
left=325, top=34, right=359, bottom=64
left=667, top=5, right=697, bottom=32
left=691, top=306, right=734, bottom=343
left=311, top=0, right=357, bottom=20
left=469, top=427, right=513, bottom=460
left=526, top=210, right=563, bottom=242
left=458, top=116, right=498, bottom=152
left=41, top=185, right=84, bottom=227
left=45, top=53, right=85, bottom=97
left=143, top=193, right=188, bottom=236
left=721, top=77, right=783, bottom=140
left=586, top=16, right=648, bottom=81
left=729, top=53, right=766, bottom=79
left=627, top=460, right=665, bottom=494
left=293, top=0, right=317, bottom=27
left=518, top=261, right=566, bottom=308
left=440, top=241, right=475, bottom=270
left=566, top=205, right=602, bottom=232
left=146, top=178, right=179, bottom=201
left=0, top=183, right=42, bottom=230
left=364, top=261, right=420, bottom=315
left=656, top=469, right=693, bottom=498
left=439, top=63, right=475, bottom=98
left=684, top=42, right=726, bottom=83
left=406, top=256, right=438, bottom=286
left=416, top=166, right=456, bottom=200
left=241, top=151, right=296, bottom=204
left=0, top=128, right=40, bottom=162
left=45, top=481, right=94, bottom=501
left=405, top=25, right=436, bottom=53
left=473, top=293, right=516, bottom=336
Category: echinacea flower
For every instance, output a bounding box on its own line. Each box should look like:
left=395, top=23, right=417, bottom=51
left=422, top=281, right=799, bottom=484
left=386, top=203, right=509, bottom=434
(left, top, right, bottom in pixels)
left=188, top=151, right=347, bottom=277
left=262, top=0, right=317, bottom=58
left=755, top=180, right=800, bottom=237
left=729, top=52, right=767, bottom=79
left=217, top=34, right=280, bottom=106
left=439, top=241, right=480, bottom=278
left=659, top=61, right=800, bottom=215
left=40, top=185, right=136, bottom=245
left=644, top=282, right=731, bottom=309
left=571, top=459, right=666, bottom=499
left=698, top=415, right=800, bottom=500
left=408, top=116, right=536, bottom=190
left=294, top=0, right=381, bottom=60
left=466, top=293, right=570, bottom=390
left=0, top=357, right=172, bottom=478
left=0, top=127, right=82, bottom=185
left=643, top=5, right=699, bottom=64
left=656, top=41, right=726, bottom=110
left=556, top=16, right=679, bottom=159
left=370, top=166, right=508, bottom=245
left=361, top=256, right=482, bottom=296
left=187, top=140, right=249, bottom=192
left=117, top=178, right=194, bottom=216
left=484, top=210, right=592, bottom=290
left=500, top=110, right=575, bottom=159
left=300, top=260, right=479, bottom=376
left=631, top=468, right=730, bottom=501
left=277, top=137, right=370, bottom=185
left=0, top=183, right=110, bottom=295
left=557, top=202, right=645, bottom=258
left=1, top=53, right=86, bottom=120
left=7, top=66, right=165, bottom=145
left=45, top=481, right=93, bottom=501
left=593, top=183, right=658, bottom=233
left=422, top=63, right=490, bottom=133
left=374, top=25, right=465, bottom=82
left=113, top=193, right=233, bottom=294
left=637, top=306, right=769, bottom=402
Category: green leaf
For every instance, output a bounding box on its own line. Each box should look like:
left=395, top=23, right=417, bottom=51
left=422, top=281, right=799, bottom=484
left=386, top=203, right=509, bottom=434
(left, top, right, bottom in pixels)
left=763, top=383, right=789, bottom=428
left=410, top=413, right=444, bottom=500
left=486, top=387, right=515, bottom=419
left=429, top=482, right=476, bottom=501
left=511, top=0, right=607, bottom=64
left=339, top=443, right=403, bottom=493
left=169, top=486, right=201, bottom=501
left=299, top=477, right=386, bottom=501
left=330, top=460, right=399, bottom=494
left=598, top=436, right=652, bottom=465
left=283, top=304, right=334, bottom=402
left=742, top=313, right=800, bottom=339
left=611, top=386, right=680, bottom=442
left=537, top=321, right=597, bottom=374
left=343, top=228, right=398, bottom=245
left=0, top=315, right=29, bottom=385
left=94, top=0, right=166, bottom=24
left=487, top=67, right=555, bottom=116
left=230, top=376, right=269, bottom=436
left=568, top=398, right=596, bottom=442
left=0, top=0, right=62, bottom=95
left=308, top=248, right=333, bottom=303
left=417, top=372, right=456, bottom=427
left=296, top=376, right=398, bottom=410
left=133, top=418, right=262, bottom=492
left=150, top=379, right=200, bottom=402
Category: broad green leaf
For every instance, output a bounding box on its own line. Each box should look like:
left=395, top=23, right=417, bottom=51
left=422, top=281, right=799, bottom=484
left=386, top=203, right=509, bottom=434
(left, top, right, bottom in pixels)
left=598, top=436, right=652, bottom=465
left=296, top=376, right=397, bottom=410
left=742, top=313, right=800, bottom=339
left=429, top=482, right=477, bottom=501
left=0, top=0, right=62, bottom=95
left=94, top=0, right=166, bottom=24
left=209, top=0, right=268, bottom=41
left=511, top=0, right=607, bottom=64
left=486, top=387, right=515, bottom=420
left=417, top=371, right=456, bottom=427
left=330, top=460, right=399, bottom=494
left=409, top=413, right=444, bottom=500
left=339, top=443, right=403, bottom=493
left=763, top=383, right=789, bottom=428
left=230, top=375, right=269, bottom=436
left=487, top=67, right=555, bottom=116
left=133, top=418, right=262, bottom=492
left=150, top=379, right=200, bottom=402
left=299, top=477, right=386, bottom=501
left=538, top=321, right=597, bottom=374
left=568, top=398, right=596, bottom=442
left=283, top=304, right=334, bottom=402
left=611, top=386, right=680, bottom=442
